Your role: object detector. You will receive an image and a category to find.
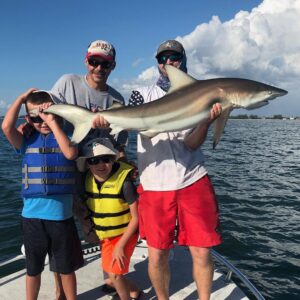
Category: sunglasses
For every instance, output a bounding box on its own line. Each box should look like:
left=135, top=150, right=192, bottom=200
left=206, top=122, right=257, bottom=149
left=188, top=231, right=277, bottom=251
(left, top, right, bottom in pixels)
left=29, top=116, right=44, bottom=123
left=87, top=58, right=113, bottom=69
left=157, top=53, right=183, bottom=64
left=87, top=155, right=113, bottom=165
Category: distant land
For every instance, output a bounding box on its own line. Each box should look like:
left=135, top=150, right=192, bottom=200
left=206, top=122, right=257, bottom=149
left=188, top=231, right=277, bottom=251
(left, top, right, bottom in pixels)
left=229, top=114, right=299, bottom=120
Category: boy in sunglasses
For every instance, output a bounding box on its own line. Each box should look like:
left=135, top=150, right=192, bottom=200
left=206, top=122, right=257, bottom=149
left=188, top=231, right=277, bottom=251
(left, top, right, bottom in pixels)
left=1, top=89, right=84, bottom=300
left=128, top=40, right=222, bottom=300
left=76, top=138, right=141, bottom=300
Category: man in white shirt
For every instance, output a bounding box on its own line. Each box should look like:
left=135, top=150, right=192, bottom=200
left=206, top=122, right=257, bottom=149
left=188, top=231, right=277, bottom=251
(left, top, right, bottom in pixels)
left=128, top=40, right=222, bottom=300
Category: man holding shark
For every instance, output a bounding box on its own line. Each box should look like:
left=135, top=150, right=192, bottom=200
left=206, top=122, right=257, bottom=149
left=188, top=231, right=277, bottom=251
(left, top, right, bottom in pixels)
left=128, top=40, right=222, bottom=300
left=50, top=39, right=126, bottom=298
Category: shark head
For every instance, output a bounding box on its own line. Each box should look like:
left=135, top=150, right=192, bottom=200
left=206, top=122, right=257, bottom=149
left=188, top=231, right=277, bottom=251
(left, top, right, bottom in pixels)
left=226, top=79, right=288, bottom=110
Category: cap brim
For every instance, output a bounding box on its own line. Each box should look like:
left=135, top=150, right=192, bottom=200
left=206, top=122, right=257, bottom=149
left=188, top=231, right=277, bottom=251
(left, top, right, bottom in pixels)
left=86, top=53, right=114, bottom=61
left=76, top=156, right=88, bottom=172
left=32, top=90, right=61, bottom=104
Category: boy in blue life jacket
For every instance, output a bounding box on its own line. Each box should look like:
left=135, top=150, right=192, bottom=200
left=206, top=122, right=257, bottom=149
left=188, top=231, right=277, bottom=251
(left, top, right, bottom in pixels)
left=76, top=138, right=141, bottom=300
left=1, top=88, right=84, bottom=300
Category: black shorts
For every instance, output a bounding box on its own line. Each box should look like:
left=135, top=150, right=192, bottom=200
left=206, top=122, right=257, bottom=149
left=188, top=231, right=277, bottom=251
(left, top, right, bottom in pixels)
left=22, top=217, right=84, bottom=276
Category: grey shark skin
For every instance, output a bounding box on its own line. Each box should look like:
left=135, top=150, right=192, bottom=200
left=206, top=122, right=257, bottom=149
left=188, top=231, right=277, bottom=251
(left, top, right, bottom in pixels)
left=44, top=65, right=287, bottom=148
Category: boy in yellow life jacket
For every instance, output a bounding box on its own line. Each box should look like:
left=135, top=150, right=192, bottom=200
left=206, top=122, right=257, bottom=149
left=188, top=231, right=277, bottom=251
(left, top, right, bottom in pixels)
left=76, top=137, right=141, bottom=300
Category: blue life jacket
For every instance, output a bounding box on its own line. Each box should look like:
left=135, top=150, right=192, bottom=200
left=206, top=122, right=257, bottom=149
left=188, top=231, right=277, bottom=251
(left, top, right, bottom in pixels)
left=21, top=131, right=76, bottom=197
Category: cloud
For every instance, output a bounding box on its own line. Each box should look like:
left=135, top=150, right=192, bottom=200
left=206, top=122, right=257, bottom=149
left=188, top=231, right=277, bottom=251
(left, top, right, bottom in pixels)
left=132, top=58, right=144, bottom=68
left=120, top=0, right=300, bottom=115
left=0, top=100, right=10, bottom=115
left=179, top=0, right=300, bottom=86
left=121, top=66, right=158, bottom=100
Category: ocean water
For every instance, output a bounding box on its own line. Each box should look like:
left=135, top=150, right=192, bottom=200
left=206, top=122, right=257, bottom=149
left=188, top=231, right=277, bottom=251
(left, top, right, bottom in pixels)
left=0, top=119, right=299, bottom=300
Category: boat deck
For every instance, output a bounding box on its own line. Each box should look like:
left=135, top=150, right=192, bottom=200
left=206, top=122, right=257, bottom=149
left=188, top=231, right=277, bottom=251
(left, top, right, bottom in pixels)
left=0, top=242, right=249, bottom=299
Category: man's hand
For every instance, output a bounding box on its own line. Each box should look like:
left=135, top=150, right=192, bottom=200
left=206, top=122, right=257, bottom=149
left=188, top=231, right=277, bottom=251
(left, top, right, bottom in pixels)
left=91, top=107, right=110, bottom=129
left=209, top=103, right=222, bottom=123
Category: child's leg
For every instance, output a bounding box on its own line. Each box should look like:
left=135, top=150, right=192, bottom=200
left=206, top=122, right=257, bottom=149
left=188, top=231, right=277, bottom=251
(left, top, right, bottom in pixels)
left=59, top=272, right=77, bottom=300
left=26, top=274, right=41, bottom=300
left=126, top=279, right=141, bottom=299
left=102, top=234, right=141, bottom=299
left=108, top=273, right=130, bottom=300
left=54, top=272, right=66, bottom=300
left=108, top=273, right=141, bottom=300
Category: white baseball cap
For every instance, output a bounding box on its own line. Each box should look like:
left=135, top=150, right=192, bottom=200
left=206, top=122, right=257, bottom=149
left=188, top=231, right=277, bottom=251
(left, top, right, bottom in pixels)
left=86, top=40, right=116, bottom=61
left=76, top=138, right=117, bottom=172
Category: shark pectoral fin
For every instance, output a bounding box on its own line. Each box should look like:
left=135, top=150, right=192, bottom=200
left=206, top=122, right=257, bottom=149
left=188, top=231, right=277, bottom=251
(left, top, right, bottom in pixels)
left=139, top=130, right=160, bottom=138
left=246, top=101, right=269, bottom=110
left=71, top=122, right=93, bottom=144
left=213, top=107, right=232, bottom=149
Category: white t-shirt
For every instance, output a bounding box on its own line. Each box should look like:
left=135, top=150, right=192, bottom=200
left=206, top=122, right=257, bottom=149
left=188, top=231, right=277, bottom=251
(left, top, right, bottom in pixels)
left=128, top=84, right=207, bottom=191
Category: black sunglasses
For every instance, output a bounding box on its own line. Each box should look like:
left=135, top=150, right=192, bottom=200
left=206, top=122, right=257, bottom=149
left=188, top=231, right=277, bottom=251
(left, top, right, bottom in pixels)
left=157, top=53, right=183, bottom=64
left=87, top=58, right=113, bottom=69
left=29, top=116, right=44, bottom=123
left=87, top=155, right=113, bottom=165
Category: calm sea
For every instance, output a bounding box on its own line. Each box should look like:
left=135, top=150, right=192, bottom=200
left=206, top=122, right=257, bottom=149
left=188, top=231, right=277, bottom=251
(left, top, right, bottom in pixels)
left=0, top=119, right=299, bottom=300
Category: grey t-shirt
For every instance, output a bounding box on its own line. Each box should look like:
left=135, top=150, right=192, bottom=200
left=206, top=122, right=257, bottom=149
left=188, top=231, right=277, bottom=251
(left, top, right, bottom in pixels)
left=51, top=74, right=124, bottom=109
left=51, top=74, right=127, bottom=150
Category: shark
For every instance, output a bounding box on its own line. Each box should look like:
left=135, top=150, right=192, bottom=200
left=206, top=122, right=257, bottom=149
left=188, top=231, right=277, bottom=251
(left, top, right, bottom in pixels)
left=44, top=65, right=288, bottom=148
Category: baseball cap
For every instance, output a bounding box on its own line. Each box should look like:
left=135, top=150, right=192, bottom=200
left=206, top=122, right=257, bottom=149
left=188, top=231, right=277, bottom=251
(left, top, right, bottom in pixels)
left=76, top=138, right=118, bottom=172
left=86, top=40, right=116, bottom=61
left=156, top=40, right=185, bottom=58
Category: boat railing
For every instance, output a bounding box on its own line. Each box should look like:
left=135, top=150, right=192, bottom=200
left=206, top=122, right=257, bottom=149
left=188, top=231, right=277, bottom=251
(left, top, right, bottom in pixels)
left=211, top=249, right=265, bottom=300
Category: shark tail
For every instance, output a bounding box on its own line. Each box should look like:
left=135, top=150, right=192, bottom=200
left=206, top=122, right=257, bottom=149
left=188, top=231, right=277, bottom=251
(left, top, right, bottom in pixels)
left=44, top=104, right=95, bottom=144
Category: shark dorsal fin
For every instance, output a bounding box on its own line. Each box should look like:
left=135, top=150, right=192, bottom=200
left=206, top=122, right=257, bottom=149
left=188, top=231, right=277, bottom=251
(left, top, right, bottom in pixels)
left=107, top=102, right=124, bottom=110
left=165, top=65, right=196, bottom=94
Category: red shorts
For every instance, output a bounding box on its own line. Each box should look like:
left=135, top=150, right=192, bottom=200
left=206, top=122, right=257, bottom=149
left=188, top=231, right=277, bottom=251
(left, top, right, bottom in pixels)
left=101, top=233, right=138, bottom=275
left=138, top=175, right=222, bottom=249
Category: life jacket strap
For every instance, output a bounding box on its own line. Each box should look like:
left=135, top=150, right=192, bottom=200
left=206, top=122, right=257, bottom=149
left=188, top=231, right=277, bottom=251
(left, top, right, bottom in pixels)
left=22, top=166, right=75, bottom=173
left=24, top=164, right=29, bottom=189
left=22, top=178, right=75, bottom=185
left=94, top=222, right=129, bottom=231
left=85, top=192, right=122, bottom=199
left=90, top=208, right=130, bottom=218
left=25, top=147, right=61, bottom=154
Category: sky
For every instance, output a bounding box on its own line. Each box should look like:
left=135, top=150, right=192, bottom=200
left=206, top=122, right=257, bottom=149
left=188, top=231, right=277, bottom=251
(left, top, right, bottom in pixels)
left=0, top=0, right=299, bottom=117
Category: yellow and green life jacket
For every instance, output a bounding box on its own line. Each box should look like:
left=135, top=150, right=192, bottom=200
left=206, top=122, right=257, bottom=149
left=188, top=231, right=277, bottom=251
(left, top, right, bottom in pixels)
left=85, top=162, right=133, bottom=240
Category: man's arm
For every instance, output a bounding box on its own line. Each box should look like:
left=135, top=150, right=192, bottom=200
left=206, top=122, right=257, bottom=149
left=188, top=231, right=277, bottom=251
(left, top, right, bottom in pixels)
left=184, top=103, right=222, bottom=150
left=1, top=88, right=36, bottom=149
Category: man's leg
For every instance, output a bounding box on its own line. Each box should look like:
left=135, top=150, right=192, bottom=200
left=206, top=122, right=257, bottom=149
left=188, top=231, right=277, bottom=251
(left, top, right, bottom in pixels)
left=148, top=246, right=170, bottom=300
left=26, top=274, right=41, bottom=300
left=189, top=246, right=214, bottom=300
